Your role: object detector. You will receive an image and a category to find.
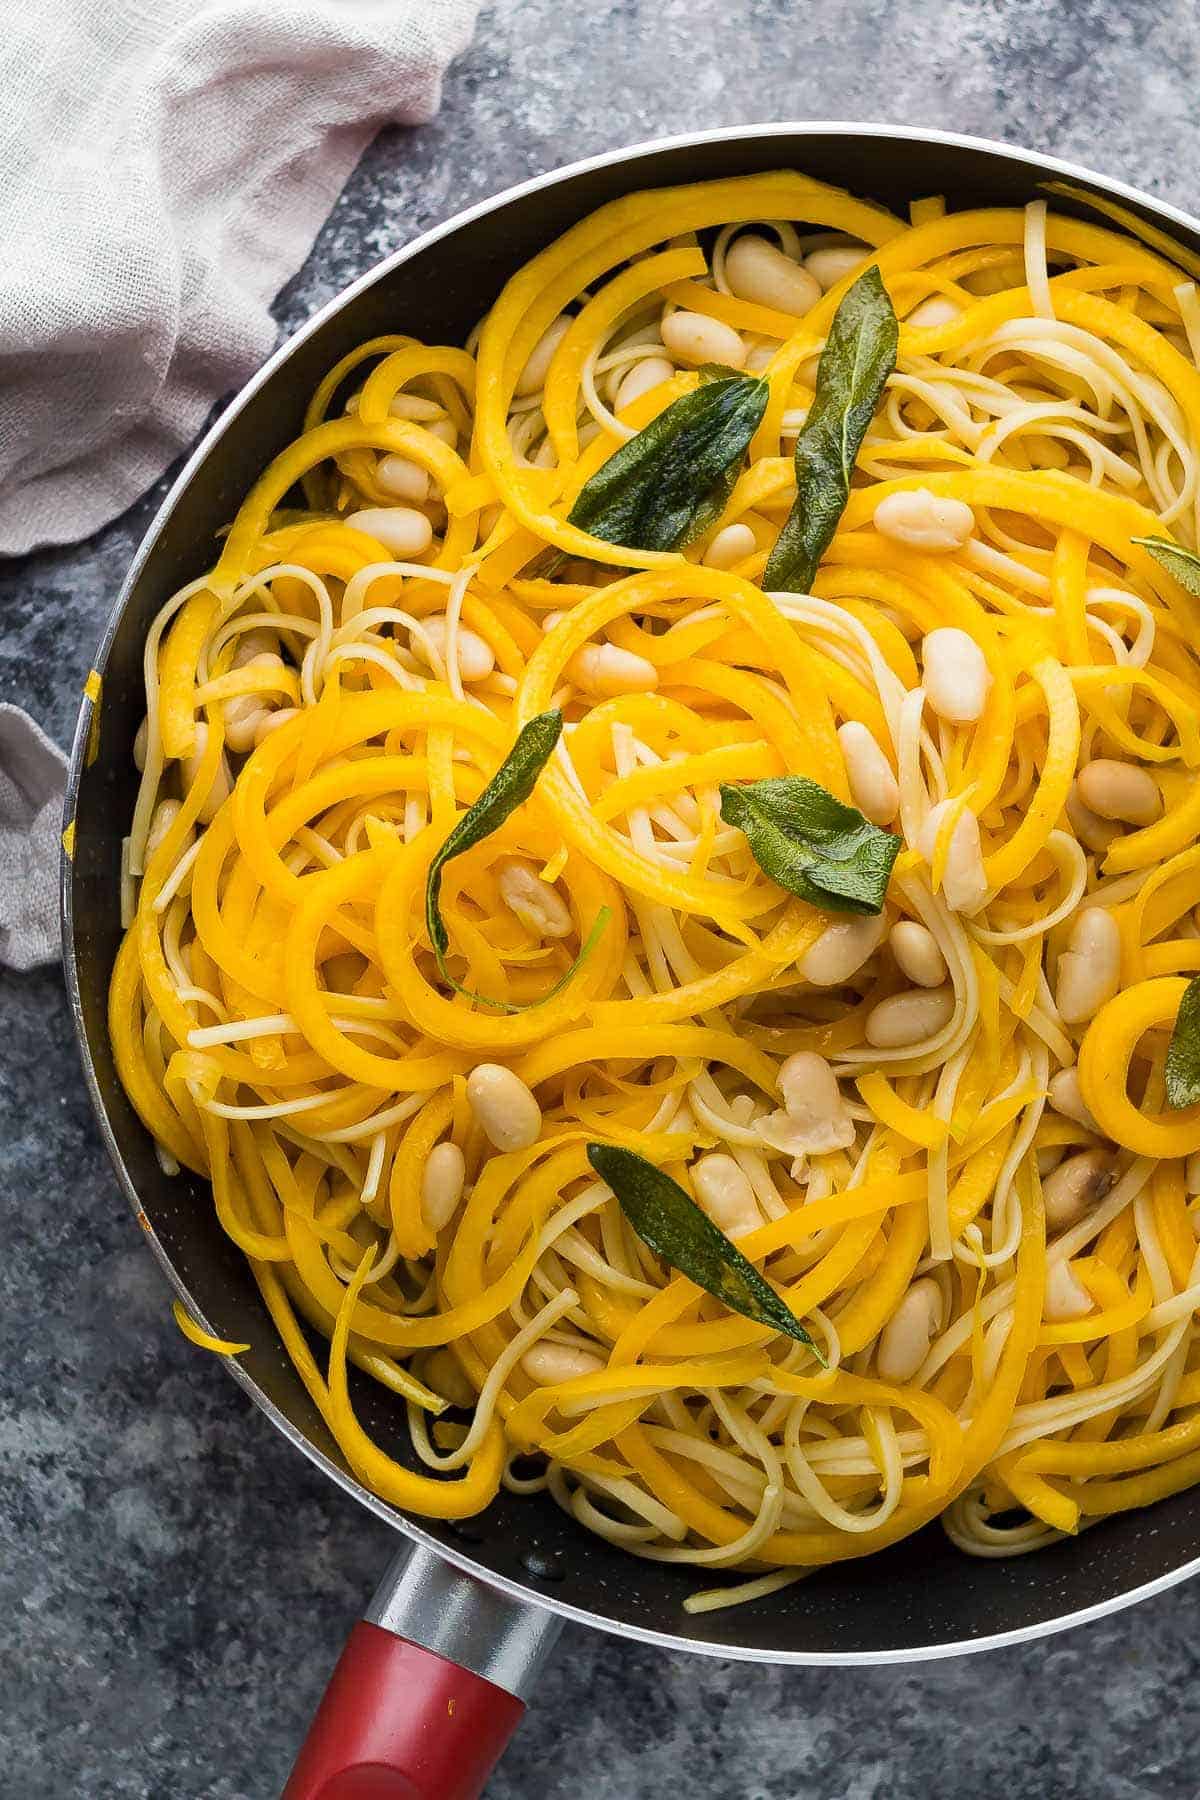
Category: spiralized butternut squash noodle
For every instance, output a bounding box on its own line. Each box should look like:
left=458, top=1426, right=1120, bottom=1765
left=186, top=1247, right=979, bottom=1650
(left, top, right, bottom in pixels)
left=108, top=170, right=1200, bottom=1612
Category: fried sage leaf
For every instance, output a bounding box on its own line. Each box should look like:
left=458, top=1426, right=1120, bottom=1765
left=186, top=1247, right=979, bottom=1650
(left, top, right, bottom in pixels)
left=586, top=1144, right=822, bottom=1355
left=1166, top=975, right=1200, bottom=1108
left=425, top=709, right=607, bottom=1011
left=763, top=265, right=898, bottom=593
left=719, top=775, right=900, bottom=914
left=566, top=372, right=768, bottom=553
left=1133, top=535, right=1200, bottom=596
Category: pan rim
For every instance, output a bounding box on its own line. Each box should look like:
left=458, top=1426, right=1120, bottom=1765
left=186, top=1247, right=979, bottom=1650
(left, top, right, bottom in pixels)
left=62, top=116, right=1200, bottom=1664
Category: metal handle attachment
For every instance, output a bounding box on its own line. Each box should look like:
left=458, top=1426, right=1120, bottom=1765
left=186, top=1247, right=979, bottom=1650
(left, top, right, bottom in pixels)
left=282, top=1545, right=563, bottom=1799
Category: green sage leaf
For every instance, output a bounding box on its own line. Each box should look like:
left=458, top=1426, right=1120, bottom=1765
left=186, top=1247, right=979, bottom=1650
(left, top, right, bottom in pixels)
left=1165, top=975, right=1200, bottom=1108
left=719, top=775, right=900, bottom=914
left=1133, top=535, right=1200, bottom=596
left=763, top=265, right=898, bottom=594
left=424, top=709, right=607, bottom=1012
left=586, top=1143, right=823, bottom=1356
left=566, top=373, right=768, bottom=553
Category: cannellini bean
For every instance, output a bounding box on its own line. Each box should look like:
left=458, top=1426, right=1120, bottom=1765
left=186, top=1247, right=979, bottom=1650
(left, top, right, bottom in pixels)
left=865, top=986, right=955, bottom=1049
left=376, top=453, right=431, bottom=505
left=917, top=799, right=988, bottom=915
left=743, top=343, right=776, bottom=373
left=388, top=393, right=443, bottom=421
left=876, top=1279, right=941, bottom=1383
left=146, top=798, right=194, bottom=863
left=133, top=716, right=149, bottom=772
left=467, top=1063, right=542, bottom=1151
left=421, top=1142, right=466, bottom=1232
left=1075, top=758, right=1161, bottom=827
left=907, top=296, right=962, bottom=328
left=1066, top=781, right=1120, bottom=854
left=691, top=1153, right=761, bottom=1238
left=702, top=522, right=757, bottom=570
left=179, top=724, right=232, bottom=823
left=521, top=1342, right=605, bottom=1385
left=799, top=911, right=887, bottom=987
left=1187, top=1152, right=1200, bottom=1197
left=254, top=707, right=298, bottom=746
left=416, top=615, right=496, bottom=684
left=660, top=310, right=746, bottom=370
left=889, top=920, right=947, bottom=988
left=346, top=506, right=434, bottom=559
left=477, top=502, right=503, bottom=542
left=875, top=489, right=975, bottom=554
left=774, top=1052, right=855, bottom=1154
left=921, top=628, right=991, bottom=723
left=1036, top=1147, right=1065, bottom=1180
left=837, top=720, right=898, bottom=826
left=1047, top=1068, right=1101, bottom=1135
left=724, top=235, right=821, bottom=317
left=615, top=356, right=675, bottom=411
left=427, top=418, right=458, bottom=448
left=1044, top=1260, right=1093, bottom=1323
left=222, top=652, right=285, bottom=753
left=1054, top=907, right=1120, bottom=1025
left=498, top=859, right=573, bottom=940
left=1042, top=1148, right=1113, bottom=1232
left=515, top=315, right=572, bottom=396
left=424, top=1347, right=475, bottom=1408
left=804, top=243, right=867, bottom=290
left=571, top=642, right=658, bottom=696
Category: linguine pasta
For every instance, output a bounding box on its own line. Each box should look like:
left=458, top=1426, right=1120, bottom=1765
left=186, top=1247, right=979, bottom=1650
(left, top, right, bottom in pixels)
left=108, top=170, right=1200, bottom=1608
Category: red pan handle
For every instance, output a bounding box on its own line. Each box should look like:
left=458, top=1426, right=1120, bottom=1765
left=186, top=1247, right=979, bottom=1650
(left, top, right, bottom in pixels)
left=283, top=1543, right=562, bottom=1800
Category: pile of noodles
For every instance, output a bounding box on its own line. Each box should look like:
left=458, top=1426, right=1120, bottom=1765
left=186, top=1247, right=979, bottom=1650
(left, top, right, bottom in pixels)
left=101, top=169, right=1200, bottom=1612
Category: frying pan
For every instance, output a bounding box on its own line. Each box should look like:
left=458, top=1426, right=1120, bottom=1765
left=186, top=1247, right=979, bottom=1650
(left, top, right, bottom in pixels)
left=62, top=123, right=1200, bottom=1799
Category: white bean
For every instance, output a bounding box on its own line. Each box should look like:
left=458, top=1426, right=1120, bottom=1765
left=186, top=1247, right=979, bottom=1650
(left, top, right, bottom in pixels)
left=222, top=652, right=284, bottom=753
left=691, top=1153, right=761, bottom=1238
left=571, top=643, right=658, bottom=696
left=427, top=418, right=458, bottom=449
left=416, top=615, right=495, bottom=684
left=146, top=798, right=194, bottom=863
left=1075, top=759, right=1161, bottom=827
left=837, top=720, right=898, bottom=825
left=1187, top=1152, right=1200, bottom=1197
left=876, top=1278, right=941, bottom=1383
left=516, top=315, right=572, bottom=397
left=388, top=393, right=443, bottom=422
left=1042, top=1148, right=1113, bottom=1232
left=804, top=244, right=867, bottom=290
left=421, top=1142, right=466, bottom=1231
left=346, top=507, right=434, bottom=559
left=743, top=343, right=776, bottom=373
left=1044, top=1260, right=1093, bottom=1323
left=498, top=860, right=573, bottom=940
left=179, top=724, right=232, bottom=824
left=1047, top=1068, right=1101, bottom=1135
left=799, top=911, right=887, bottom=987
left=865, top=986, right=955, bottom=1049
left=615, top=356, right=675, bottom=412
left=254, top=707, right=298, bottom=747
left=133, top=716, right=149, bottom=772
left=921, top=628, right=991, bottom=723
left=1066, top=781, right=1120, bottom=854
left=724, top=235, right=821, bottom=317
left=702, top=523, right=756, bottom=570
left=907, top=296, right=962, bottom=328
left=660, top=310, right=746, bottom=370
left=917, top=798, right=988, bottom=916
left=875, top=489, right=975, bottom=554
left=889, top=920, right=947, bottom=988
left=466, top=1064, right=542, bottom=1151
left=774, top=1052, right=854, bottom=1154
left=521, top=1342, right=605, bottom=1385
left=1054, top=907, right=1120, bottom=1025
left=376, top=454, right=431, bottom=505
left=424, top=1347, right=475, bottom=1408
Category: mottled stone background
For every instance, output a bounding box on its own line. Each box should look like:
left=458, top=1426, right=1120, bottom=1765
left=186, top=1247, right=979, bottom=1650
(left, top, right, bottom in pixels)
left=5, top=2, right=1200, bottom=1795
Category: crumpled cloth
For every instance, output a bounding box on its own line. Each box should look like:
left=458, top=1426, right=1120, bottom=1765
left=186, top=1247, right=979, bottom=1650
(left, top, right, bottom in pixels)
left=0, top=706, right=68, bottom=970
left=0, top=0, right=479, bottom=965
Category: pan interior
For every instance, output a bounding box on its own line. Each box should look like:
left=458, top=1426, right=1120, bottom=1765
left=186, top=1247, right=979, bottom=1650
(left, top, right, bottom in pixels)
left=66, top=125, right=1200, bottom=1660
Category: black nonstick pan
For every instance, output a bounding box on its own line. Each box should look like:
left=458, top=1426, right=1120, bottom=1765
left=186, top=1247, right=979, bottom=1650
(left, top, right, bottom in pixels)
left=63, top=123, right=1200, bottom=1799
